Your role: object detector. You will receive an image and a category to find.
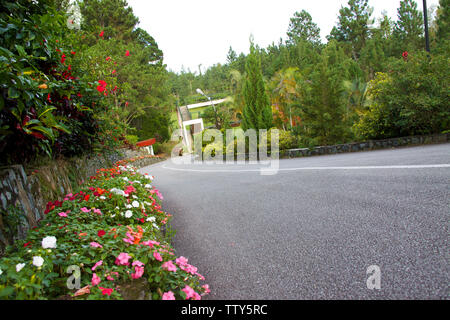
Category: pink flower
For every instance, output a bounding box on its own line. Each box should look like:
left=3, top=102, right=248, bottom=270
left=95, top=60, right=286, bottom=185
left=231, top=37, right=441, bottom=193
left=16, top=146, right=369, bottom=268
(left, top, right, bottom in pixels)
left=106, top=272, right=118, bottom=281
left=125, top=50, right=130, bottom=57
left=80, top=207, right=91, bottom=213
left=162, top=261, right=177, bottom=272
left=131, top=266, right=145, bottom=279
left=58, top=212, right=67, bottom=217
left=91, top=273, right=101, bottom=286
left=153, top=251, right=162, bottom=262
left=162, top=291, right=175, bottom=300
left=132, top=260, right=145, bottom=267
left=202, top=284, right=211, bottom=295
left=99, top=287, right=114, bottom=296
left=90, top=242, right=103, bottom=249
left=182, top=285, right=201, bottom=300
left=175, top=256, right=188, bottom=266
left=115, top=252, right=131, bottom=266
left=91, top=260, right=103, bottom=271
left=124, top=185, right=136, bottom=195
left=93, top=208, right=102, bottom=215
left=141, top=240, right=160, bottom=248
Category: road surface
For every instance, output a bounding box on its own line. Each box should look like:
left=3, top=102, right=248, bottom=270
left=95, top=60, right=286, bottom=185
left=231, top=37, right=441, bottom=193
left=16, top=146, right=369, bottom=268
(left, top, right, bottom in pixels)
left=140, top=144, right=450, bottom=299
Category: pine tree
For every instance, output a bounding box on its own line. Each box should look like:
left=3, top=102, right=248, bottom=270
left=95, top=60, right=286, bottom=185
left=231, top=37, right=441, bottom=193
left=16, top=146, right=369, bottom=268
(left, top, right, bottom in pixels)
left=297, top=41, right=350, bottom=145
left=436, top=0, right=449, bottom=45
left=286, top=10, right=321, bottom=45
left=79, top=0, right=139, bottom=43
left=393, top=0, right=424, bottom=52
left=242, top=42, right=273, bottom=130
left=327, top=0, right=373, bottom=60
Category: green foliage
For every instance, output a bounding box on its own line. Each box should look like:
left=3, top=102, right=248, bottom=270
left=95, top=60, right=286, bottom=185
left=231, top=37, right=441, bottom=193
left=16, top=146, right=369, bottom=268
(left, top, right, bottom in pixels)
left=242, top=42, right=273, bottom=130
left=355, top=51, right=450, bottom=139
left=295, top=41, right=353, bottom=146
left=286, top=10, right=321, bottom=45
left=393, top=0, right=425, bottom=53
left=327, top=0, right=373, bottom=60
left=0, top=0, right=103, bottom=164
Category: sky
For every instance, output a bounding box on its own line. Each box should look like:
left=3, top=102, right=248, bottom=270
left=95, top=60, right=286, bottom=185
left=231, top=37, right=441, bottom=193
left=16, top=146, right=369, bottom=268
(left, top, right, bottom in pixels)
left=127, top=0, right=439, bottom=74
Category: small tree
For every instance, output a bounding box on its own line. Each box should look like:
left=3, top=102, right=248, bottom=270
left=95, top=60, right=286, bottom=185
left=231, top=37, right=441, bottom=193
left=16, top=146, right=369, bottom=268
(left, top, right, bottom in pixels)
left=241, top=42, right=273, bottom=131
left=393, top=0, right=424, bottom=52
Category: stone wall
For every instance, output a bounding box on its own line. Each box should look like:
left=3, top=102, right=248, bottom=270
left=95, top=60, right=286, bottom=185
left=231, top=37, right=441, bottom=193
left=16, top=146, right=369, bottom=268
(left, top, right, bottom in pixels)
left=281, top=133, right=450, bottom=158
left=0, top=149, right=165, bottom=254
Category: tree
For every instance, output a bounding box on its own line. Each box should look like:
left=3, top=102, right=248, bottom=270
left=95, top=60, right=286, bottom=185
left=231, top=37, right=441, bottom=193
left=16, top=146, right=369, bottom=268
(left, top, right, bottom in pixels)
left=435, top=0, right=449, bottom=47
left=286, top=10, right=321, bottom=45
left=327, top=0, right=373, bottom=60
left=241, top=42, right=273, bottom=130
left=296, top=41, right=351, bottom=146
left=393, top=0, right=424, bottom=52
left=269, top=67, right=301, bottom=130
left=79, top=0, right=139, bottom=43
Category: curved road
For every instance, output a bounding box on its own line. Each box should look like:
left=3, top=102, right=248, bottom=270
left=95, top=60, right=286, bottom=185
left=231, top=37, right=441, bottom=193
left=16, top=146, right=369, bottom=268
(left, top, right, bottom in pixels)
left=140, top=144, right=450, bottom=299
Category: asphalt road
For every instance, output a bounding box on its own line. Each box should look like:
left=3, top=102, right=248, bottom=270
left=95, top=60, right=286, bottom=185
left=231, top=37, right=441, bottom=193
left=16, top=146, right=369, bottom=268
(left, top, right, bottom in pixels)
left=140, top=144, right=450, bottom=299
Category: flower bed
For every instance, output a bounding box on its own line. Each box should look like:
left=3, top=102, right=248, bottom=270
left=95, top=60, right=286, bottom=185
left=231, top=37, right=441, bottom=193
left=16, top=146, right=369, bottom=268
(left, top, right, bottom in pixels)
left=0, top=163, right=209, bottom=300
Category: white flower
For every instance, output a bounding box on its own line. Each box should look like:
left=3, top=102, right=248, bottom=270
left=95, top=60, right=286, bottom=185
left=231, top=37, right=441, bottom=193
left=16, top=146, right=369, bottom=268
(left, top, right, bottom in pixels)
left=16, top=263, right=25, bottom=272
left=132, top=201, right=140, bottom=208
left=32, top=256, right=44, bottom=267
left=111, top=214, right=116, bottom=218
left=122, top=177, right=129, bottom=182
left=133, top=181, right=141, bottom=184
left=42, top=236, right=57, bottom=249
left=110, top=188, right=125, bottom=197
left=33, top=256, right=45, bottom=267
left=146, top=216, right=156, bottom=223
left=125, top=210, right=133, bottom=218
left=132, top=195, right=138, bottom=199
left=144, top=184, right=152, bottom=189
left=126, top=204, right=132, bottom=209
left=152, top=223, right=159, bottom=230
left=0, top=268, right=2, bottom=276
left=99, top=196, right=106, bottom=200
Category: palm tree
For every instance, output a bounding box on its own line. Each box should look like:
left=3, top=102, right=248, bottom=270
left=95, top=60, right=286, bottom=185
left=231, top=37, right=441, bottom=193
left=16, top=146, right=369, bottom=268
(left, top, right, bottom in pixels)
left=270, top=67, right=301, bottom=130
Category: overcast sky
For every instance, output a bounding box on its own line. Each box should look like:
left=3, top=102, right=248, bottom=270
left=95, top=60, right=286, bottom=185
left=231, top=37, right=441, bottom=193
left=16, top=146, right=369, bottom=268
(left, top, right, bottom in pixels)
left=127, top=0, right=439, bottom=73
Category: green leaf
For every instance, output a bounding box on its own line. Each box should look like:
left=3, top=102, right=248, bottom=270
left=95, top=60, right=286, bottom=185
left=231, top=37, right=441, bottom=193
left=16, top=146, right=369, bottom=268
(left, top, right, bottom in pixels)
left=0, top=287, right=14, bottom=297
left=32, top=126, right=55, bottom=141
left=8, top=87, right=19, bottom=99
left=38, top=107, right=56, bottom=119
left=15, top=44, right=26, bottom=57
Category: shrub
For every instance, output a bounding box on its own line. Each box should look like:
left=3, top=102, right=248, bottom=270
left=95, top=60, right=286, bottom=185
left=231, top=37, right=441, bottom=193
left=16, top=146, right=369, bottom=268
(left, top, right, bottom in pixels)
left=355, top=51, right=450, bottom=139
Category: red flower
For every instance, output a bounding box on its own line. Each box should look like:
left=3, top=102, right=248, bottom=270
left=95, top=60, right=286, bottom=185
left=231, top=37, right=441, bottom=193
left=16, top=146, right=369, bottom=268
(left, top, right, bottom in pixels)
left=97, top=80, right=107, bottom=93
left=125, top=101, right=129, bottom=107
left=125, top=50, right=130, bottom=57
left=106, top=56, right=111, bottom=61
left=97, top=230, right=106, bottom=237
left=99, top=30, right=104, bottom=37
left=112, top=70, right=116, bottom=74
left=61, top=54, right=66, bottom=64
left=402, top=51, right=408, bottom=59
left=23, top=241, right=32, bottom=248
left=84, top=194, right=90, bottom=201
left=71, top=50, right=76, bottom=55
left=98, top=287, right=114, bottom=296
